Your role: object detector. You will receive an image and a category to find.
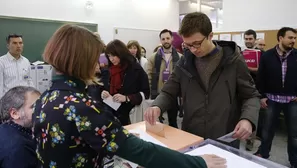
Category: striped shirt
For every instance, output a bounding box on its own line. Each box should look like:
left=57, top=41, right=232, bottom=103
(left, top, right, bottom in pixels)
left=0, top=52, right=34, bottom=98
left=266, top=45, right=295, bottom=103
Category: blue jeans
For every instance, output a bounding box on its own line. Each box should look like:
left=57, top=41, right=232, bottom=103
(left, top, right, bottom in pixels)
left=257, top=100, right=297, bottom=166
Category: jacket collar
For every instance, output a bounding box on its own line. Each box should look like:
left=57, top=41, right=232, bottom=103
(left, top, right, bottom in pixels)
left=181, top=40, right=239, bottom=76
left=50, top=75, right=87, bottom=93
left=2, top=121, right=32, bottom=136
left=6, top=52, right=23, bottom=61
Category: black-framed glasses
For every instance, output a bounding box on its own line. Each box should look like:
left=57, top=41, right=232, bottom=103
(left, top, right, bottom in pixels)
left=182, top=37, right=206, bottom=50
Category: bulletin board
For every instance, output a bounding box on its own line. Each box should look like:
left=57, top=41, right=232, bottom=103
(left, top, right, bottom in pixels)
left=214, top=29, right=297, bottom=50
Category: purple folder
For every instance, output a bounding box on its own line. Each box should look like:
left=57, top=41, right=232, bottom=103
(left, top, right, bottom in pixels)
left=99, top=54, right=108, bottom=64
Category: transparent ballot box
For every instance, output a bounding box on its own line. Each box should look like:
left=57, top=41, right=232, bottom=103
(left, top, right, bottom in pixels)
left=111, top=139, right=287, bottom=168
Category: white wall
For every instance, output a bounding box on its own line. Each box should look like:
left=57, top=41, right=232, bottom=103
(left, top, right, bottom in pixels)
left=222, top=0, right=297, bottom=32
left=0, top=0, right=179, bottom=43
left=179, top=1, right=223, bottom=31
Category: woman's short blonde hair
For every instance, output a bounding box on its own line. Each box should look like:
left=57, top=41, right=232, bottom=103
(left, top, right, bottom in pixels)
left=43, top=24, right=104, bottom=83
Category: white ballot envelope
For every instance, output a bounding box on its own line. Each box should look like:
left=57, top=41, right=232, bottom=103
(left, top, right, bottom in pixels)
left=145, top=121, right=165, bottom=137
left=217, top=131, right=236, bottom=143
left=103, top=96, right=121, bottom=111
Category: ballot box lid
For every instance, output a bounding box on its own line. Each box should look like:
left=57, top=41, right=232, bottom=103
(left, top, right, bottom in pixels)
left=124, top=121, right=204, bottom=152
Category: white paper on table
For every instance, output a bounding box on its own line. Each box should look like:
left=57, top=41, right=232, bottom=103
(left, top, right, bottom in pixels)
left=186, top=144, right=266, bottom=168
left=103, top=96, right=121, bottom=110
left=129, top=128, right=167, bottom=147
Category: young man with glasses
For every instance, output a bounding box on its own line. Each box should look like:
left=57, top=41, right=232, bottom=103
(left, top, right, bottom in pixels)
left=145, top=12, right=260, bottom=148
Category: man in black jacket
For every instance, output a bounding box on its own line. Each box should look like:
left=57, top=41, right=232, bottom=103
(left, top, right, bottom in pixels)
left=255, top=27, right=297, bottom=168
left=0, top=86, right=40, bottom=168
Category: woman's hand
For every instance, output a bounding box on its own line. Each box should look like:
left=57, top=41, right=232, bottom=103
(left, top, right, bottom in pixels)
left=113, top=94, right=126, bottom=103
left=200, top=154, right=227, bottom=168
left=101, top=91, right=111, bottom=99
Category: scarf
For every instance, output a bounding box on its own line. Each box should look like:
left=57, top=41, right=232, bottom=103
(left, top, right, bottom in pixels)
left=109, top=64, right=126, bottom=95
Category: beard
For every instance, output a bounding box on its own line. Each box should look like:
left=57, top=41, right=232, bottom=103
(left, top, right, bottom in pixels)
left=245, top=42, right=254, bottom=49
left=19, top=110, right=32, bottom=128
left=162, top=43, right=172, bottom=49
left=281, top=42, right=294, bottom=51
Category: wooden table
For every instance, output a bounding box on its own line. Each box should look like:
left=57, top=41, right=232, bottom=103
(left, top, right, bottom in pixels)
left=124, top=121, right=204, bottom=152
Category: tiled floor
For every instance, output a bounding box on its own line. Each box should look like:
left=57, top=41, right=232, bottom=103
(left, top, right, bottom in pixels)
left=162, top=113, right=290, bottom=167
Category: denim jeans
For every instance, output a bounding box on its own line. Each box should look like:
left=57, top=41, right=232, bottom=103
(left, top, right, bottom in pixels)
left=256, top=108, right=266, bottom=139
left=257, top=100, right=297, bottom=166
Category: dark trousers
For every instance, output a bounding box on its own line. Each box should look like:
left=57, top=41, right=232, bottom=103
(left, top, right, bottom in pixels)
left=159, top=99, right=178, bottom=128
left=256, top=108, right=266, bottom=139
left=167, top=103, right=178, bottom=128
left=257, top=100, right=297, bottom=166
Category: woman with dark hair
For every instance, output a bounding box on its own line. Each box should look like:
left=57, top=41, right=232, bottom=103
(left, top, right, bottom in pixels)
left=32, top=25, right=225, bottom=168
left=141, top=46, right=146, bottom=58
left=103, top=39, right=150, bottom=125
left=127, top=40, right=148, bottom=71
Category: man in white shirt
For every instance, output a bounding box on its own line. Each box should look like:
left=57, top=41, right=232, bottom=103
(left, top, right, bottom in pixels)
left=0, top=34, right=34, bottom=98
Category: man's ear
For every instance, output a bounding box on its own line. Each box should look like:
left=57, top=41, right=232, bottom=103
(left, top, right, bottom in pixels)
left=10, top=108, right=20, bottom=120
left=208, top=32, right=214, bottom=40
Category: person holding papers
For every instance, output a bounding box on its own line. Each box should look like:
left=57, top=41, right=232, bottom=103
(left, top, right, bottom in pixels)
left=145, top=12, right=260, bottom=148
left=101, top=39, right=150, bottom=125
left=32, top=24, right=226, bottom=168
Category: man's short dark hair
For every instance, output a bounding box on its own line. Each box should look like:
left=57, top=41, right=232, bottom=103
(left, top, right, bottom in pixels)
left=6, top=34, right=22, bottom=44
left=179, top=12, right=212, bottom=38
left=277, top=27, right=297, bottom=42
left=159, top=29, right=173, bottom=38
left=244, top=29, right=257, bottom=39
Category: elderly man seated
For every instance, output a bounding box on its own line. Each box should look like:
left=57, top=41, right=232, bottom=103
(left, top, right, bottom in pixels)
left=0, top=86, right=40, bottom=168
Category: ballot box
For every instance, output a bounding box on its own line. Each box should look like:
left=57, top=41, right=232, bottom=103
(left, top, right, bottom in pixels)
left=111, top=122, right=204, bottom=168
left=125, top=121, right=203, bottom=151
left=185, top=139, right=287, bottom=168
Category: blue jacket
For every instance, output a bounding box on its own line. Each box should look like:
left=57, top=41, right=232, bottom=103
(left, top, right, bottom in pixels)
left=0, top=121, right=37, bottom=168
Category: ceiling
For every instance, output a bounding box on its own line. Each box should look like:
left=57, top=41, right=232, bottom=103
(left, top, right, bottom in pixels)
left=179, top=0, right=223, bottom=9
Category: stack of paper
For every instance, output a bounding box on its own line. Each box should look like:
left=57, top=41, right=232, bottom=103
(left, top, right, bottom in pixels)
left=186, top=144, right=266, bottom=168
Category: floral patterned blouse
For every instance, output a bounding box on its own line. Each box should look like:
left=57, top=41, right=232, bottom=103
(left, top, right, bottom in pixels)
left=32, top=75, right=130, bottom=168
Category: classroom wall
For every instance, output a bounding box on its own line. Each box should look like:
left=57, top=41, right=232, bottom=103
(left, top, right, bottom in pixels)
left=179, top=1, right=223, bottom=30
left=0, top=0, right=179, bottom=43
left=222, top=0, right=297, bottom=32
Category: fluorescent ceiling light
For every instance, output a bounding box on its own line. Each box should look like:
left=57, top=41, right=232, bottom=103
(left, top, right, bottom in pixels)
left=190, top=2, right=215, bottom=10
left=201, top=4, right=214, bottom=10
